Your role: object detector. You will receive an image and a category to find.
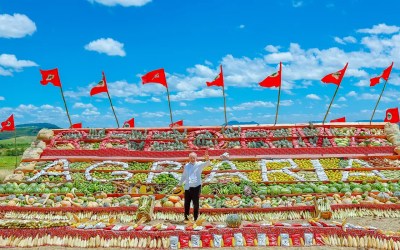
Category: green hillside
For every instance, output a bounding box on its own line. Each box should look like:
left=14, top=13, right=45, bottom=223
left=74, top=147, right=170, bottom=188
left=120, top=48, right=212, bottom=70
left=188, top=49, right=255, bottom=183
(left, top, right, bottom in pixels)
left=0, top=123, right=59, bottom=140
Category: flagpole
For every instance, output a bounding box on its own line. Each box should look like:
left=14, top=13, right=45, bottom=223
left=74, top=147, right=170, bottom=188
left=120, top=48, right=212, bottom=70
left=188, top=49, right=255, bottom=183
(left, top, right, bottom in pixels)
left=166, top=87, right=174, bottom=124
left=59, top=85, right=72, bottom=127
left=14, top=128, right=17, bottom=167
left=274, top=84, right=282, bottom=125
left=106, top=91, right=120, bottom=128
left=222, top=85, right=228, bottom=126
left=370, top=79, right=388, bottom=124
left=322, top=84, right=340, bottom=124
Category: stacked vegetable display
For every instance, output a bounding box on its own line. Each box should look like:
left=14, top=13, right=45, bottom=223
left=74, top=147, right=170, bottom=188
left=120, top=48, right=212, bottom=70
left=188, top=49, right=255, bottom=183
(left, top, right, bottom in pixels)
left=33, top=123, right=399, bottom=158
left=1, top=123, right=400, bottom=249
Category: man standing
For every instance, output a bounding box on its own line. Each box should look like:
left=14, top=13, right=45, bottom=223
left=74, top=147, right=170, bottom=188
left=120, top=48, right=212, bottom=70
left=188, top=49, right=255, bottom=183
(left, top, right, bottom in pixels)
left=178, top=151, right=210, bottom=221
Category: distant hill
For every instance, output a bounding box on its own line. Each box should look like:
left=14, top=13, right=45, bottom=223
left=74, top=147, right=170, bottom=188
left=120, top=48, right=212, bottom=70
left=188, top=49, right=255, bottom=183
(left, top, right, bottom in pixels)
left=225, top=120, right=259, bottom=126
left=0, top=123, right=59, bottom=140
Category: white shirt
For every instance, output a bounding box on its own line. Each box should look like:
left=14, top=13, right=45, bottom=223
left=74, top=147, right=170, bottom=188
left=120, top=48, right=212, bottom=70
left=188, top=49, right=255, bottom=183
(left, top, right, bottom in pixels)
left=179, top=160, right=210, bottom=190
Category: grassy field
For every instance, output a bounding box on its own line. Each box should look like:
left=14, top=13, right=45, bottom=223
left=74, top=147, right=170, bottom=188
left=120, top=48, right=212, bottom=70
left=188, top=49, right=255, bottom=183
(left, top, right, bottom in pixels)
left=0, top=136, right=36, bottom=145
left=0, top=136, right=35, bottom=181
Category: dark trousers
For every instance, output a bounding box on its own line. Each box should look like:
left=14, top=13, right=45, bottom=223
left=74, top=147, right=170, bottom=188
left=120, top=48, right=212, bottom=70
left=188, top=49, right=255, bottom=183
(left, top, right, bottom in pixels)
left=184, top=185, right=201, bottom=220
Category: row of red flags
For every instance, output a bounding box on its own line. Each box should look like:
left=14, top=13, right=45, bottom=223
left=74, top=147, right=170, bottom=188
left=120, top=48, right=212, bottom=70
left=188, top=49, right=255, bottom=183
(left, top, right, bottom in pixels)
left=1, top=108, right=398, bottom=132
left=39, top=61, right=394, bottom=91
left=1, top=62, right=396, bottom=131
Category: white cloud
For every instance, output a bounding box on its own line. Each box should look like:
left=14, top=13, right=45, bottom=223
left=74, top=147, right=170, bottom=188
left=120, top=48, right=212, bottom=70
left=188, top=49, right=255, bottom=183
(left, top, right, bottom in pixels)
left=17, top=104, right=38, bottom=112
left=264, top=45, right=280, bottom=53
left=82, top=109, right=100, bottom=116
left=73, top=102, right=95, bottom=109
left=179, top=102, right=187, bottom=107
left=334, top=36, right=357, bottom=45
left=346, top=91, right=357, bottom=97
left=0, top=14, right=36, bottom=38
left=151, top=97, right=161, bottom=102
left=343, top=36, right=357, bottom=43
left=125, top=98, right=146, bottom=104
left=292, top=0, right=303, bottom=8
left=84, top=38, right=126, bottom=57
left=175, top=110, right=196, bottom=115
left=334, top=37, right=345, bottom=45
left=338, top=97, right=346, bottom=101
left=357, top=23, right=400, bottom=35
left=354, top=79, right=370, bottom=87
left=238, top=24, right=245, bottom=29
left=327, top=103, right=347, bottom=109
left=233, top=101, right=275, bottom=111
left=170, top=88, right=222, bottom=101
left=0, top=54, right=37, bottom=75
left=141, top=111, right=167, bottom=118
left=280, top=100, right=294, bottom=106
left=0, top=96, right=4, bottom=101
left=306, top=94, right=321, bottom=100
left=356, top=93, right=391, bottom=102
left=88, top=0, right=151, bottom=7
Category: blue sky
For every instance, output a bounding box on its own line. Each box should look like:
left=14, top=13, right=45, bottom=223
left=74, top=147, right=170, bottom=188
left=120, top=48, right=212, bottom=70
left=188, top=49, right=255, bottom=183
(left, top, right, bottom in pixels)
left=0, top=0, right=399, bottom=128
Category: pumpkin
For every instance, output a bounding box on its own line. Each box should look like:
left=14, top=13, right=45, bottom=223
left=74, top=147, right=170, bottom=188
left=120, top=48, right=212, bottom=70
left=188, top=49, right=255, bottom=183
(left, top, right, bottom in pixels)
left=393, top=191, right=400, bottom=198
left=226, top=214, right=241, bottom=228
left=60, top=200, right=71, bottom=207
left=87, top=201, right=99, bottom=207
left=174, top=201, right=183, bottom=208
left=7, top=200, right=16, bottom=206
left=65, top=193, right=74, bottom=199
left=377, top=192, right=390, bottom=203
left=168, top=195, right=181, bottom=203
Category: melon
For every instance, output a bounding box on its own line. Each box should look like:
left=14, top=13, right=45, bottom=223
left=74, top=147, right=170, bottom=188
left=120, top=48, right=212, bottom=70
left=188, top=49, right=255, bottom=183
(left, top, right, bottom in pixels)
left=168, top=195, right=181, bottom=203
left=163, top=201, right=174, bottom=207
left=226, top=214, right=241, bottom=228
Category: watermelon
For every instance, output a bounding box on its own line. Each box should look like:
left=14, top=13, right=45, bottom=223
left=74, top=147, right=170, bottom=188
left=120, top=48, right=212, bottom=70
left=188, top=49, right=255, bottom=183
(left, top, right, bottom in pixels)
left=38, top=183, right=46, bottom=190
left=19, top=183, right=28, bottom=190
left=315, top=185, right=329, bottom=193
left=362, top=184, right=372, bottom=192
left=352, top=187, right=363, bottom=193
left=291, top=187, right=302, bottom=194
left=270, top=186, right=281, bottom=195
left=60, top=187, right=70, bottom=193
left=280, top=188, right=291, bottom=194
left=329, top=187, right=338, bottom=193
left=0, top=187, right=5, bottom=194
left=64, top=182, right=74, bottom=189
left=371, top=182, right=382, bottom=190
left=5, top=187, right=14, bottom=194
left=340, top=188, right=351, bottom=193
left=51, top=187, right=60, bottom=193
left=302, top=187, right=314, bottom=193
left=33, top=186, right=42, bottom=193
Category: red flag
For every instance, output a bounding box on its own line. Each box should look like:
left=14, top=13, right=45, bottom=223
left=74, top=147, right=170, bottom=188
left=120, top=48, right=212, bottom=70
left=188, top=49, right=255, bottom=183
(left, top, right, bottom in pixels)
left=90, top=72, right=108, bottom=96
left=123, top=118, right=135, bottom=128
left=141, top=68, right=167, bottom=88
left=370, top=62, right=394, bottom=87
left=330, top=117, right=346, bottom=123
left=384, top=107, right=399, bottom=123
left=206, top=65, right=224, bottom=87
left=70, top=123, right=82, bottom=129
left=170, top=120, right=183, bottom=127
left=1, top=114, right=15, bottom=132
left=321, top=63, right=348, bottom=86
left=259, top=62, right=282, bottom=88
left=40, top=68, right=61, bottom=87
